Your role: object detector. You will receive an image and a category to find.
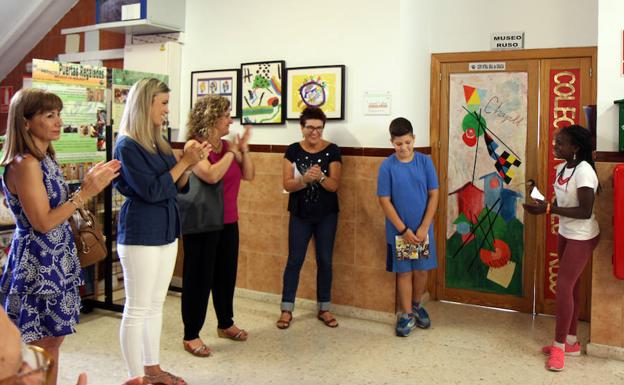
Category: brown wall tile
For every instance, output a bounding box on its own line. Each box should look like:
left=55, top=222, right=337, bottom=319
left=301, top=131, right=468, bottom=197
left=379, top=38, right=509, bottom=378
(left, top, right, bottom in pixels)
left=353, top=266, right=396, bottom=313
left=594, top=164, right=614, bottom=242
left=355, top=178, right=385, bottom=227
left=337, top=177, right=357, bottom=220
left=238, top=212, right=284, bottom=254
left=246, top=252, right=286, bottom=295
left=252, top=152, right=284, bottom=176
left=332, top=264, right=355, bottom=306
left=333, top=220, right=356, bottom=266
left=236, top=250, right=248, bottom=289
left=355, top=222, right=388, bottom=270
left=341, top=157, right=358, bottom=177
left=590, top=292, right=623, bottom=346
left=355, top=157, right=384, bottom=180
left=239, top=173, right=287, bottom=215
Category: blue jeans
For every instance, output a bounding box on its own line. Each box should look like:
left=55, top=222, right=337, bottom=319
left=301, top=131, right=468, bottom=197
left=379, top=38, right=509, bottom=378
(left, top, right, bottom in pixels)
left=281, top=213, right=338, bottom=312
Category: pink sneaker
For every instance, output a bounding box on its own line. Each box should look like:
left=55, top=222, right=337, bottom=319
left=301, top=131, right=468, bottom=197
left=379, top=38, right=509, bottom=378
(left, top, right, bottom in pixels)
left=541, top=342, right=580, bottom=356
left=546, top=346, right=565, bottom=371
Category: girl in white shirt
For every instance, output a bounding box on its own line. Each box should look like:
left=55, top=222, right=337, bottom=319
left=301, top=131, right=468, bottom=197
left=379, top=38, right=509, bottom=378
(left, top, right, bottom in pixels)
left=524, top=125, right=599, bottom=372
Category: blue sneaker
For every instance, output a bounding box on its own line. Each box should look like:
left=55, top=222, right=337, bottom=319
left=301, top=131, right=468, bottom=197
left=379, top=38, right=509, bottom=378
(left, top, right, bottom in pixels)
left=412, top=305, right=431, bottom=329
left=395, top=314, right=416, bottom=337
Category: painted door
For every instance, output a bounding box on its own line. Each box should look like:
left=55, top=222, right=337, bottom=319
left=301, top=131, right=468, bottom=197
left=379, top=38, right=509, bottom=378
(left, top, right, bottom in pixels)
left=436, top=60, right=539, bottom=313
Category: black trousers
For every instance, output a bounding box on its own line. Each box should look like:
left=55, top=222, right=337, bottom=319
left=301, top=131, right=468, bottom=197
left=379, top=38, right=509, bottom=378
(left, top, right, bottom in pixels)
left=181, top=222, right=239, bottom=340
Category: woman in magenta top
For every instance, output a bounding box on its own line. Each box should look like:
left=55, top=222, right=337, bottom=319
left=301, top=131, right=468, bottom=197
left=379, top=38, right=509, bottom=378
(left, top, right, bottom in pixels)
left=180, top=96, right=255, bottom=357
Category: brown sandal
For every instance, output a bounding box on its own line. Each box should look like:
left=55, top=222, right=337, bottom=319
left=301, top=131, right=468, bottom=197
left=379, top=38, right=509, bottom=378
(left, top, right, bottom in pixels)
left=276, top=310, right=292, bottom=329
left=143, top=371, right=187, bottom=385
left=317, top=310, right=339, bottom=328
left=217, top=326, right=248, bottom=341
left=182, top=340, right=212, bottom=357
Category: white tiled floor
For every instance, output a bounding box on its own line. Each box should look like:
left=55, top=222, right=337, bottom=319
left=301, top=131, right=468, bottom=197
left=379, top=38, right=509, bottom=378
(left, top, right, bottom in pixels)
left=60, top=294, right=624, bottom=385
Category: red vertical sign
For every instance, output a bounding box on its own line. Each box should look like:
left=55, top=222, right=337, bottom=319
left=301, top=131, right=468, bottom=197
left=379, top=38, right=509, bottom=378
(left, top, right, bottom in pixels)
left=0, top=86, right=13, bottom=113
left=544, top=69, right=581, bottom=300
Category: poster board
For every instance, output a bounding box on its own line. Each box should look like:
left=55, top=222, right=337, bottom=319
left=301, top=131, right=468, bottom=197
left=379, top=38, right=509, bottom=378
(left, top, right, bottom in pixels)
left=111, top=68, right=168, bottom=135
left=32, top=59, right=107, bottom=183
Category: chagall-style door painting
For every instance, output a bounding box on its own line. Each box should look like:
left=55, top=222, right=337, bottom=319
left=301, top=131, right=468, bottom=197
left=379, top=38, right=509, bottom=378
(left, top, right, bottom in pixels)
left=445, top=72, right=528, bottom=296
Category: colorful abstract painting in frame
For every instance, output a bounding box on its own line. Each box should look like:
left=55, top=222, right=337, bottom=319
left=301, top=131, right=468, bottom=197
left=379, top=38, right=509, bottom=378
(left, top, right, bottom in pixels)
left=191, top=69, right=240, bottom=118
left=240, top=60, right=285, bottom=124
left=445, top=72, right=528, bottom=296
left=286, top=65, right=345, bottom=120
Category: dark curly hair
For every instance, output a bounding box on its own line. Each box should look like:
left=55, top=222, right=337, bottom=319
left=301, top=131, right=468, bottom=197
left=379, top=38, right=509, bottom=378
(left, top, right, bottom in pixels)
left=299, top=106, right=326, bottom=127
left=187, top=95, right=230, bottom=140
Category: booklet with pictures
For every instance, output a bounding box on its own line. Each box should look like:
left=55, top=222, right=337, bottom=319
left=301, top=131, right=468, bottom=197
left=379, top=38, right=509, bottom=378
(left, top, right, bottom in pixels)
left=395, top=234, right=430, bottom=260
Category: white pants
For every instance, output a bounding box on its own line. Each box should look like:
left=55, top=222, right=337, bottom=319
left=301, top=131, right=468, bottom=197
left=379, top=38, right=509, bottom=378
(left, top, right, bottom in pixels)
left=118, top=240, right=178, bottom=377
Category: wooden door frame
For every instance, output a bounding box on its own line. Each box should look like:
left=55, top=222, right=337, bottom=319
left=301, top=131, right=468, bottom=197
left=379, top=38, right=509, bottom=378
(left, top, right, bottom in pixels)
left=429, top=47, right=597, bottom=312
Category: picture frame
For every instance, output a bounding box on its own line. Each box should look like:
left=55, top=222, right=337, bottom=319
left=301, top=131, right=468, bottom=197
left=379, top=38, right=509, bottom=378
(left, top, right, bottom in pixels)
left=286, top=65, right=345, bottom=120
left=240, top=60, right=286, bottom=125
left=191, top=69, right=240, bottom=118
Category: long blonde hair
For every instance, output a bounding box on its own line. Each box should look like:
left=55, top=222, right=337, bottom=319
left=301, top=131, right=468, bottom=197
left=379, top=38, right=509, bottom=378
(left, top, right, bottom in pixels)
left=0, top=88, right=62, bottom=166
left=187, top=95, right=230, bottom=140
left=118, top=78, right=172, bottom=154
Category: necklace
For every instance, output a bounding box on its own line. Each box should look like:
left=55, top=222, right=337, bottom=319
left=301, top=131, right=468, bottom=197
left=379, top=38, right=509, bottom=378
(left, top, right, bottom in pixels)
left=210, top=139, right=223, bottom=153
left=556, top=162, right=577, bottom=190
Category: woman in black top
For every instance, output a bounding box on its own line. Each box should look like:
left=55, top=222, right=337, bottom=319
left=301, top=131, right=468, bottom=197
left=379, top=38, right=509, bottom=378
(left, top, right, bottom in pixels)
left=276, top=107, right=342, bottom=329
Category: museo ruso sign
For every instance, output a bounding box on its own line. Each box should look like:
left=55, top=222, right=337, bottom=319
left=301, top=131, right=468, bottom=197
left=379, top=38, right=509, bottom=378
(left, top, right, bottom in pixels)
left=491, top=32, right=525, bottom=50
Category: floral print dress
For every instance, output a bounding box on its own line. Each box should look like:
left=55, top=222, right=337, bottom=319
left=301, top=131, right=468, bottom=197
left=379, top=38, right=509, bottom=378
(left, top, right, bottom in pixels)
left=0, top=155, right=82, bottom=342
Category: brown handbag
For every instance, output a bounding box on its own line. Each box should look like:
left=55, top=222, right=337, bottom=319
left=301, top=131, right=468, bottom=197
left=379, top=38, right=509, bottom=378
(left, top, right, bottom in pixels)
left=68, top=207, right=107, bottom=267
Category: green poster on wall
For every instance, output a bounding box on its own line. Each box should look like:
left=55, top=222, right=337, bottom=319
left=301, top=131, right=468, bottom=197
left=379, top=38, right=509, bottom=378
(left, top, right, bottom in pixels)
left=32, top=59, right=108, bottom=182
left=111, top=69, right=168, bottom=135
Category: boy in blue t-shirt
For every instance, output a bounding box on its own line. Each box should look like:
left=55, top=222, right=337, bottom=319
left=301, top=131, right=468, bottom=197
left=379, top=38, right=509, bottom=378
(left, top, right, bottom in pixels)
left=377, top=117, right=439, bottom=337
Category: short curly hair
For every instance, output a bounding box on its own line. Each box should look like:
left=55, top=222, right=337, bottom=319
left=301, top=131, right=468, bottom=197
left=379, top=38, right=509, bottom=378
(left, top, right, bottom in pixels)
left=187, top=95, right=231, bottom=140
left=299, top=106, right=326, bottom=127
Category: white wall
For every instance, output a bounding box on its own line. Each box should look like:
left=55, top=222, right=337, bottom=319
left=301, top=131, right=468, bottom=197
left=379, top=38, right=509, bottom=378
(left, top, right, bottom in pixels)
left=596, top=0, right=624, bottom=152
left=180, top=0, right=431, bottom=147
left=430, top=0, right=597, bottom=53
left=180, top=0, right=600, bottom=148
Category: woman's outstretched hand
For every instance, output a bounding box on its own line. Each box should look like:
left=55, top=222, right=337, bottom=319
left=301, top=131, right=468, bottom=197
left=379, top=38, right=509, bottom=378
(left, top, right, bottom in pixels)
left=79, top=160, right=121, bottom=200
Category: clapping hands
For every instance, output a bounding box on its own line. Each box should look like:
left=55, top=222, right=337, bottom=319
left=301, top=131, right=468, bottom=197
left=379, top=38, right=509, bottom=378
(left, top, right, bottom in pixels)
left=302, top=164, right=322, bottom=184
left=80, top=160, right=121, bottom=200
left=182, top=141, right=211, bottom=167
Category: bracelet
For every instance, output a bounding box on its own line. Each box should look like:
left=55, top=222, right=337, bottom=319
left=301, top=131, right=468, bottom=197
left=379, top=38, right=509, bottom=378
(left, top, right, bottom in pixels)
left=399, top=227, right=408, bottom=235
left=546, top=202, right=551, bottom=215
left=241, top=148, right=250, bottom=154
left=68, top=198, right=81, bottom=210
left=68, top=190, right=85, bottom=210
left=319, top=175, right=327, bottom=184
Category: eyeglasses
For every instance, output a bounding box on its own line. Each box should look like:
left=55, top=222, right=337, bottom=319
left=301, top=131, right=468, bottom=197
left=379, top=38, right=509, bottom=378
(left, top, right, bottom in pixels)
left=304, top=125, right=324, bottom=132
left=1, top=345, right=53, bottom=385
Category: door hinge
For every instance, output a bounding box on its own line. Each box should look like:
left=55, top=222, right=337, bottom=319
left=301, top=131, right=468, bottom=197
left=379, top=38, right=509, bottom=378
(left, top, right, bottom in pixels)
left=589, top=67, right=592, bottom=77
left=439, top=73, right=442, bottom=81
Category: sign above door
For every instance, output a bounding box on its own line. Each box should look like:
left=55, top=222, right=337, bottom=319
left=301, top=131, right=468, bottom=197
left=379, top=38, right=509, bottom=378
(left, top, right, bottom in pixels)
left=491, top=32, right=525, bottom=50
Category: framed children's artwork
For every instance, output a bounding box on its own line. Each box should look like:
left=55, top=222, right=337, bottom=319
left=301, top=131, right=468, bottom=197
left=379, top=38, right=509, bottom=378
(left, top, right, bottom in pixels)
left=240, top=60, right=286, bottom=124
left=286, top=65, right=345, bottom=120
left=191, top=69, right=240, bottom=118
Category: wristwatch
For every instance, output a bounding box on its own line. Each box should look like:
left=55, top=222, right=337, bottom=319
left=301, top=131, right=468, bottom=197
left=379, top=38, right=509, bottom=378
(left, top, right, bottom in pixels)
left=319, top=175, right=327, bottom=184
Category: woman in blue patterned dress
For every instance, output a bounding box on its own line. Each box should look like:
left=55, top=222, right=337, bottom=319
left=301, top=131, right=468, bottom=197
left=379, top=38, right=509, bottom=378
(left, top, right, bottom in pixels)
left=0, top=88, right=120, bottom=385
